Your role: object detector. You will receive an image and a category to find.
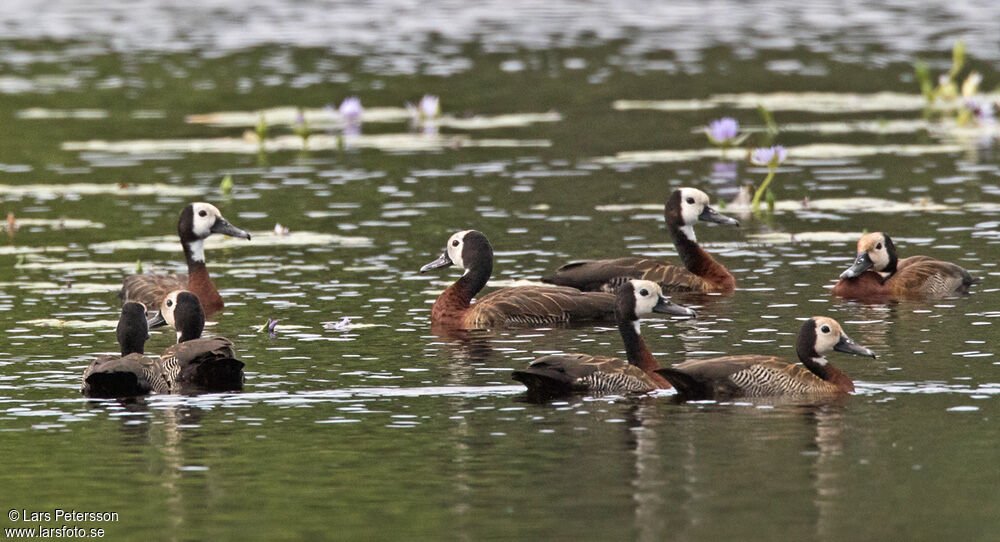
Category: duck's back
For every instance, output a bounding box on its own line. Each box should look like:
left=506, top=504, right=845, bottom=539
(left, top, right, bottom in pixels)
left=658, top=355, right=838, bottom=399
left=82, top=353, right=169, bottom=397
left=543, top=257, right=714, bottom=293
left=890, top=256, right=974, bottom=296
left=512, top=354, right=656, bottom=395
left=160, top=337, right=244, bottom=392
left=120, top=273, right=187, bottom=309
left=465, top=286, right=615, bottom=327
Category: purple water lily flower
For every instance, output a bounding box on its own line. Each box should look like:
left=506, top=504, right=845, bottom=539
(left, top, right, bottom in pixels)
left=751, top=146, right=787, bottom=168
left=338, top=97, right=363, bottom=123
left=419, top=94, right=440, bottom=119
left=964, top=98, right=996, bottom=124
left=706, top=117, right=739, bottom=144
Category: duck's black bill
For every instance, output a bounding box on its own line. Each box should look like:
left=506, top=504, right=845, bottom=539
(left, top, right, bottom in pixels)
left=419, top=252, right=453, bottom=273
left=840, top=252, right=873, bottom=279
left=833, top=333, right=876, bottom=358
left=147, top=312, right=168, bottom=329
left=211, top=218, right=252, bottom=240
left=698, top=205, right=740, bottom=227
left=653, top=296, right=697, bottom=318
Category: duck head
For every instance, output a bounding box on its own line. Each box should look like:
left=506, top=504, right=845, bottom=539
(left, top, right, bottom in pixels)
left=665, top=187, right=739, bottom=241
left=796, top=316, right=876, bottom=366
left=840, top=232, right=897, bottom=279
left=178, top=203, right=251, bottom=263
left=148, top=290, right=206, bottom=343
left=117, top=302, right=150, bottom=356
left=419, top=230, right=493, bottom=275
left=616, top=279, right=697, bottom=322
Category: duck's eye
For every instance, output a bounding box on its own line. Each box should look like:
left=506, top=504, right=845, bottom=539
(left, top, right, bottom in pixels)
left=875, top=243, right=882, bottom=250
left=198, top=210, right=208, bottom=218
left=639, top=289, right=649, bottom=297
left=821, top=325, right=830, bottom=334
left=451, top=240, right=460, bottom=247
left=166, top=300, right=173, bottom=307
left=686, top=197, right=695, bottom=205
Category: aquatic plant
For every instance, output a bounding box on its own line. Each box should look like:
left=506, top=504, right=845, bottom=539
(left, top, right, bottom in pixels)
left=220, top=174, right=233, bottom=196
left=259, top=318, right=279, bottom=338
left=135, top=260, right=143, bottom=274
left=704, top=117, right=747, bottom=148
left=273, top=223, right=290, bottom=236
left=328, top=316, right=351, bottom=331
left=254, top=115, right=269, bottom=142
left=293, top=109, right=312, bottom=146
left=749, top=146, right=787, bottom=212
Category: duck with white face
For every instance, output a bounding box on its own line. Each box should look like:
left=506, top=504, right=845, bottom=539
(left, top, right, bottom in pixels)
left=542, top=187, right=740, bottom=294
left=120, top=202, right=252, bottom=318
left=512, top=279, right=696, bottom=397
left=833, top=232, right=974, bottom=300
left=147, top=290, right=245, bottom=393
left=656, top=316, right=876, bottom=400
left=420, top=229, right=632, bottom=329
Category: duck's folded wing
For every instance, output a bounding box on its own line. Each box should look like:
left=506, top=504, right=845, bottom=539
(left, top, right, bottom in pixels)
left=513, top=354, right=653, bottom=394
left=468, top=286, right=615, bottom=326
left=658, top=355, right=824, bottom=397
left=81, top=353, right=168, bottom=396
left=543, top=257, right=698, bottom=292
left=161, top=337, right=243, bottom=391
left=894, top=257, right=974, bottom=295
left=120, top=273, right=187, bottom=308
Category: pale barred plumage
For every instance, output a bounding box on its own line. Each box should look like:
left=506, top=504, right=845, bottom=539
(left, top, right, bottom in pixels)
left=81, top=353, right=170, bottom=397
left=543, top=188, right=739, bottom=294
left=657, top=317, right=876, bottom=400
left=512, top=280, right=697, bottom=397
left=122, top=273, right=187, bottom=310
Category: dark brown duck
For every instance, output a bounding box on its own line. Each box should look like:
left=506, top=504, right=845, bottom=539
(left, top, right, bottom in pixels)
left=419, top=230, right=618, bottom=329
left=81, top=302, right=169, bottom=398
left=543, top=187, right=739, bottom=294
left=148, top=290, right=245, bottom=392
left=512, top=280, right=696, bottom=397
left=656, top=317, right=876, bottom=400
left=120, top=203, right=251, bottom=318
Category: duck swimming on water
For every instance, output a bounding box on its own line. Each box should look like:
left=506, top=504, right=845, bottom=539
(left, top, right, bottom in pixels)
left=81, top=302, right=169, bottom=398
left=512, top=280, right=696, bottom=397
left=543, top=187, right=739, bottom=294
left=148, top=290, right=245, bottom=392
left=419, top=230, right=619, bottom=329
left=121, top=203, right=251, bottom=318
left=656, top=317, right=876, bottom=400
left=832, top=232, right=974, bottom=300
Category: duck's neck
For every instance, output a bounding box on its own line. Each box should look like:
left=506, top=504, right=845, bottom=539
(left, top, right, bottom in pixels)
left=669, top=222, right=734, bottom=288
left=618, top=320, right=659, bottom=375
left=432, top=262, right=492, bottom=318
left=120, top=340, right=144, bottom=357
left=799, top=354, right=854, bottom=392
left=878, top=253, right=898, bottom=281
left=182, top=239, right=223, bottom=316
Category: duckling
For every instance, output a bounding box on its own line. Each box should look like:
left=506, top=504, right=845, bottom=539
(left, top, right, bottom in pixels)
left=121, top=203, right=251, bottom=317
left=419, top=230, right=618, bottom=328
left=656, top=317, right=875, bottom=400
left=833, top=232, right=974, bottom=300
left=543, top=187, right=739, bottom=293
left=512, top=280, right=696, bottom=397
left=81, top=302, right=169, bottom=398
left=148, top=290, right=245, bottom=392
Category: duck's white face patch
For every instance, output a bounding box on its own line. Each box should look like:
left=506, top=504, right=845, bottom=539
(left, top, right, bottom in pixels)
left=446, top=230, right=472, bottom=270
left=677, top=187, right=711, bottom=241
left=631, top=279, right=663, bottom=315
left=812, top=317, right=843, bottom=359
left=160, top=290, right=181, bottom=329
left=190, top=202, right=223, bottom=239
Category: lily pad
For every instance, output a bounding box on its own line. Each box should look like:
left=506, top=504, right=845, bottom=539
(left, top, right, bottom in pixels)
left=63, top=134, right=551, bottom=155
left=745, top=231, right=867, bottom=244
left=88, top=230, right=371, bottom=252
left=0, top=183, right=204, bottom=197
left=597, top=143, right=964, bottom=165
left=614, top=91, right=1000, bottom=114
left=185, top=107, right=561, bottom=130
left=16, top=108, right=108, bottom=119
left=598, top=198, right=955, bottom=214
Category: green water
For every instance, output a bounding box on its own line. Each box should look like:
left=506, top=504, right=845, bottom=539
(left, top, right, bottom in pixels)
left=1, top=2, right=999, bottom=540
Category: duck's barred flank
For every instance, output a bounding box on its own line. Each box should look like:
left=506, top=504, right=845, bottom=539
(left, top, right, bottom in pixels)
left=727, top=364, right=825, bottom=396
left=576, top=372, right=654, bottom=393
